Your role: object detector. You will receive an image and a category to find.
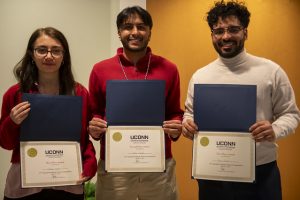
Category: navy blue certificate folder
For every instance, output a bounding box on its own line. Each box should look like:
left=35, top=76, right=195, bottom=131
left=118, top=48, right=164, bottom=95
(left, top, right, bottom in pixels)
left=194, top=84, right=256, bottom=132
left=20, top=93, right=82, bottom=141
left=106, top=80, right=165, bottom=126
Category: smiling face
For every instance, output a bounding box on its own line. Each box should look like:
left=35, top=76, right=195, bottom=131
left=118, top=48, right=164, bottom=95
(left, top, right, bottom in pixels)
left=32, top=34, right=64, bottom=76
left=118, top=13, right=151, bottom=53
left=211, top=15, right=247, bottom=58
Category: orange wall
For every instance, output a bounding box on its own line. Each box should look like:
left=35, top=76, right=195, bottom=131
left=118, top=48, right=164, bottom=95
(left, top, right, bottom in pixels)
left=147, top=0, right=300, bottom=199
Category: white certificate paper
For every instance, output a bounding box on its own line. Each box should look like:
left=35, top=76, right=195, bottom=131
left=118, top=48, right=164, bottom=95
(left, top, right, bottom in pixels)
left=192, top=131, right=255, bottom=182
left=106, top=126, right=165, bottom=172
left=20, top=141, right=82, bottom=188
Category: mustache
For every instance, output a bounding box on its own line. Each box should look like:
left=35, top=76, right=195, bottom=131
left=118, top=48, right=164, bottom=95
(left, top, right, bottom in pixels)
left=128, top=36, right=143, bottom=41
left=218, top=40, right=236, bottom=46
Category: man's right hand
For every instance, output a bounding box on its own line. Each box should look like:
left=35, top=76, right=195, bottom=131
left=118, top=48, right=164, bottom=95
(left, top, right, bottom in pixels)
left=182, top=119, right=198, bottom=140
left=88, top=117, right=107, bottom=140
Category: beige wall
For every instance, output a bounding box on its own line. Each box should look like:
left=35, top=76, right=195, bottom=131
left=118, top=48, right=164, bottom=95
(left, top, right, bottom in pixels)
left=0, top=0, right=146, bottom=198
left=0, top=0, right=121, bottom=197
left=148, top=0, right=300, bottom=199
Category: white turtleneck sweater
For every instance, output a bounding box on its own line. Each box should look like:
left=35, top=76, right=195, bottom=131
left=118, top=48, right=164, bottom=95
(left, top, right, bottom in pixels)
left=184, top=49, right=300, bottom=166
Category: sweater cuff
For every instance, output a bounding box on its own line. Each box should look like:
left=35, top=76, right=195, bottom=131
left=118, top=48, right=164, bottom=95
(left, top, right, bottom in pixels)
left=7, top=116, right=20, bottom=129
left=272, top=124, right=283, bottom=140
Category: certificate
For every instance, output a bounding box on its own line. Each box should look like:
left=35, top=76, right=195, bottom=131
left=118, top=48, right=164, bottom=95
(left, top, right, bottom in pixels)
left=20, top=141, right=82, bottom=188
left=192, top=131, right=255, bottom=182
left=105, top=126, right=165, bottom=172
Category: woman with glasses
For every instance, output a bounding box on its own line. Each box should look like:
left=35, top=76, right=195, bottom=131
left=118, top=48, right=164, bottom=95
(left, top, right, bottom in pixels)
left=0, top=27, right=97, bottom=200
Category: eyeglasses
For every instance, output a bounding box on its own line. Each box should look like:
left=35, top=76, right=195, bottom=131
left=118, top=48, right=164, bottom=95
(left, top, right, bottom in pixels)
left=34, top=47, right=64, bottom=58
left=211, top=26, right=244, bottom=37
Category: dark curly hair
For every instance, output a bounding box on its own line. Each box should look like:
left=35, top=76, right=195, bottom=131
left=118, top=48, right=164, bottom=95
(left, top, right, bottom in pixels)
left=14, top=27, right=75, bottom=95
left=206, top=0, right=251, bottom=29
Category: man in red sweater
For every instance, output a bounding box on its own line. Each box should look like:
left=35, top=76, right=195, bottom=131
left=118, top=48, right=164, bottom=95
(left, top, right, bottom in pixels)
left=88, top=6, right=183, bottom=200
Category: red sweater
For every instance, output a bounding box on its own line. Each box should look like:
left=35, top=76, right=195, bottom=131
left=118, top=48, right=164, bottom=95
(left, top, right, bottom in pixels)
left=0, top=83, right=97, bottom=178
left=89, top=47, right=183, bottom=160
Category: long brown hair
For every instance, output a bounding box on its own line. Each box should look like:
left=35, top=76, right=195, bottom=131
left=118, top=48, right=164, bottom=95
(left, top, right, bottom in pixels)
left=14, top=27, right=75, bottom=95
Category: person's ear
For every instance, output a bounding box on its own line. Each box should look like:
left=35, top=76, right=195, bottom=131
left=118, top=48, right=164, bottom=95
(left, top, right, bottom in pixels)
left=244, top=28, right=248, bottom=40
left=148, top=31, right=151, bottom=41
left=118, top=30, right=121, bottom=40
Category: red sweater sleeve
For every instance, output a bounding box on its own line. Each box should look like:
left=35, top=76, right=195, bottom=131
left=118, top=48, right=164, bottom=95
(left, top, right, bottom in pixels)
left=165, top=66, right=183, bottom=121
left=76, top=84, right=97, bottom=178
left=89, top=68, right=106, bottom=120
left=168, top=70, right=183, bottom=142
left=0, top=85, right=21, bottom=150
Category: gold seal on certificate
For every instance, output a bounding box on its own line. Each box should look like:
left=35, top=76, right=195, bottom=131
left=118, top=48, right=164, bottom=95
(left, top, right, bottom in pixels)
left=20, top=141, right=82, bottom=188
left=192, top=131, right=255, bottom=182
left=112, top=132, right=122, bottom=142
left=200, top=137, right=209, bottom=147
left=27, top=148, right=38, bottom=157
left=106, top=126, right=165, bottom=172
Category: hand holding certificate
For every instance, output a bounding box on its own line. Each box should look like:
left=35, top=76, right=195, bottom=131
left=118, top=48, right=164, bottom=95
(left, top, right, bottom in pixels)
left=20, top=93, right=83, bottom=188
left=192, top=84, right=256, bottom=182
left=105, top=80, right=166, bottom=172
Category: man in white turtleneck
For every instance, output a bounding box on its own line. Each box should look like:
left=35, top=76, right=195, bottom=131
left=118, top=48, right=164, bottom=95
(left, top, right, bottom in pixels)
left=182, top=1, right=300, bottom=200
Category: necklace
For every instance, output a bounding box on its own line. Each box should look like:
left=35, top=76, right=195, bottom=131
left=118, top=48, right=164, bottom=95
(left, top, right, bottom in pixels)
left=118, top=54, right=151, bottom=80
left=35, top=82, right=59, bottom=95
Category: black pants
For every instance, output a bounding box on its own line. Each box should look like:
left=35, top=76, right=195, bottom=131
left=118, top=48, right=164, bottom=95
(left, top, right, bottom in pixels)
left=3, top=189, right=84, bottom=200
left=197, top=161, right=282, bottom=200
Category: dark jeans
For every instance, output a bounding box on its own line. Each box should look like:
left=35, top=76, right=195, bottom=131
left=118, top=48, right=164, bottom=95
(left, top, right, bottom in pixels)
left=3, top=189, right=84, bottom=200
left=197, top=161, right=282, bottom=200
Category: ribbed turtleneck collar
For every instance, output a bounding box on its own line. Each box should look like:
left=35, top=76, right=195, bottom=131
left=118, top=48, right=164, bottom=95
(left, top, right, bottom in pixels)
left=217, top=49, right=248, bottom=69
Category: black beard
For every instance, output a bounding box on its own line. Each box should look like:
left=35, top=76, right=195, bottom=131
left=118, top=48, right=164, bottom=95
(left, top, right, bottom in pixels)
left=214, top=40, right=244, bottom=58
left=123, top=45, right=147, bottom=52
